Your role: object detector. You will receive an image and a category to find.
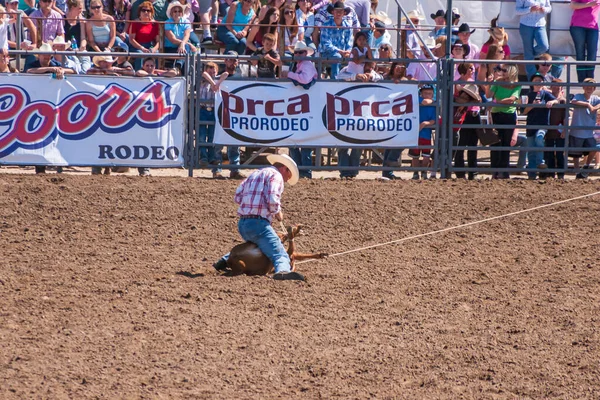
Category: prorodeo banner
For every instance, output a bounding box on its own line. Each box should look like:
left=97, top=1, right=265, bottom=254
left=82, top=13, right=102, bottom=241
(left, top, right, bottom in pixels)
left=214, top=81, right=420, bottom=147
left=0, top=75, right=185, bottom=167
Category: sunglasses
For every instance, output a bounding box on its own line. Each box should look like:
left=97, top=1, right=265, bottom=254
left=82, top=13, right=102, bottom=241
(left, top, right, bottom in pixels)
left=494, top=67, right=508, bottom=73
left=90, top=5, right=102, bottom=9
left=379, top=47, right=390, bottom=51
left=141, top=8, right=152, bottom=12
left=284, top=10, right=294, bottom=15
left=171, top=9, right=182, bottom=13
left=294, top=50, right=306, bottom=55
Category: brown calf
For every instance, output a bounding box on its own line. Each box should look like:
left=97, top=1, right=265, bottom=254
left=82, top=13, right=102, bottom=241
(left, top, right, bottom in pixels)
left=226, top=225, right=327, bottom=276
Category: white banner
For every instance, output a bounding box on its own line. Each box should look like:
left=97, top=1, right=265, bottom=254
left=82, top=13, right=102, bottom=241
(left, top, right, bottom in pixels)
left=0, top=75, right=185, bottom=167
left=214, top=81, right=420, bottom=147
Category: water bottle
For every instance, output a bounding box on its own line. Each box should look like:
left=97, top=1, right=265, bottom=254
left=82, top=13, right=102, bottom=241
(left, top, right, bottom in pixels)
left=71, top=36, right=78, bottom=51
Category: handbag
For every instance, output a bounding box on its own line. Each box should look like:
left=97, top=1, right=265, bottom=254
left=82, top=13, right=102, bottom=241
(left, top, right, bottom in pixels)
left=476, top=111, right=501, bottom=146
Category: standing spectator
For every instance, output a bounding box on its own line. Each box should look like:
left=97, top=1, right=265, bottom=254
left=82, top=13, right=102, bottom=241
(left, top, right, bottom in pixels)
left=453, top=64, right=480, bottom=180
left=318, top=1, right=353, bottom=79
left=246, top=6, right=279, bottom=53
left=403, top=9, right=424, bottom=59
left=30, top=0, right=65, bottom=43
left=197, top=62, right=226, bottom=176
left=429, top=9, right=446, bottom=38
left=569, top=0, right=600, bottom=82
left=6, top=0, right=37, bottom=51
left=484, top=63, right=521, bottom=179
left=456, top=23, right=479, bottom=61
left=521, top=72, right=558, bottom=179
left=128, top=1, right=160, bottom=70
left=410, top=84, right=437, bottom=180
left=164, top=2, right=199, bottom=73
left=480, top=27, right=510, bottom=59
left=450, top=41, right=468, bottom=80
left=478, top=44, right=504, bottom=101
left=569, top=78, right=599, bottom=178
left=86, top=0, right=124, bottom=51
left=344, top=0, right=369, bottom=31
left=369, top=20, right=389, bottom=58
left=312, top=0, right=359, bottom=49
left=545, top=78, right=567, bottom=179
left=279, top=4, right=300, bottom=56
left=516, top=0, right=551, bottom=79
left=250, top=32, right=280, bottom=77
left=216, top=0, right=256, bottom=55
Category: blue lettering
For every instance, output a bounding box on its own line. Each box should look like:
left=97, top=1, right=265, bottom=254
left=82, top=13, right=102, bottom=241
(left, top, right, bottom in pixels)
left=151, top=146, right=164, bottom=160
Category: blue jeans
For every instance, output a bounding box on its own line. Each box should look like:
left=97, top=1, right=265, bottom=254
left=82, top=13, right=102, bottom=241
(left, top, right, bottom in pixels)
left=198, top=108, right=216, bottom=163
left=551, top=56, right=565, bottom=79
left=382, top=148, right=402, bottom=178
left=570, top=25, right=598, bottom=82
left=338, top=148, right=361, bottom=177
left=289, top=148, right=313, bottom=178
left=221, top=217, right=292, bottom=273
left=526, top=130, right=546, bottom=179
left=319, top=49, right=342, bottom=79
left=519, top=23, right=549, bottom=79
left=216, top=25, right=247, bottom=54
left=515, top=134, right=528, bottom=169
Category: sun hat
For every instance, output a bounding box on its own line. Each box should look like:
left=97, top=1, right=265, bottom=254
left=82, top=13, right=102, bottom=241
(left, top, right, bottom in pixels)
left=293, top=41, right=314, bottom=56
left=92, top=52, right=116, bottom=67
left=166, top=1, right=188, bottom=16
left=266, top=154, right=299, bottom=185
left=224, top=50, right=238, bottom=56
left=460, top=84, right=481, bottom=102
left=372, top=10, right=392, bottom=25
left=402, top=9, right=425, bottom=22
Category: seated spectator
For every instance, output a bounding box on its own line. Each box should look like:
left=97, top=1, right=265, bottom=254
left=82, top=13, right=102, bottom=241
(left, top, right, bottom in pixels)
left=51, top=36, right=83, bottom=73
left=480, top=26, right=510, bottom=60
left=246, top=6, right=279, bottom=53
left=369, top=20, right=389, bottom=57
left=258, top=0, right=284, bottom=21
left=6, top=0, right=37, bottom=51
left=19, top=0, right=37, bottom=16
left=569, top=78, right=599, bottom=179
left=164, top=2, right=199, bottom=72
left=280, top=4, right=301, bottom=56
left=295, top=0, right=314, bottom=48
left=0, top=50, right=17, bottom=72
left=110, top=0, right=132, bottom=47
left=29, top=0, right=65, bottom=43
left=337, top=59, right=382, bottom=81
left=112, top=44, right=135, bottom=71
left=136, top=56, right=178, bottom=76
left=25, top=41, right=71, bottom=76
left=173, top=0, right=202, bottom=45
left=129, top=0, right=167, bottom=22
left=0, top=6, right=10, bottom=52
left=287, top=40, right=317, bottom=88
left=64, top=0, right=86, bottom=49
left=216, top=0, right=256, bottom=55
left=516, top=0, right=551, bottom=79
left=345, top=30, right=371, bottom=75
left=385, top=61, right=406, bottom=82
left=87, top=51, right=133, bottom=75
left=403, top=9, right=424, bottom=59
left=128, top=1, right=160, bottom=70
left=86, top=0, right=127, bottom=52
left=251, top=32, right=280, bottom=78
left=318, top=1, right=353, bottom=79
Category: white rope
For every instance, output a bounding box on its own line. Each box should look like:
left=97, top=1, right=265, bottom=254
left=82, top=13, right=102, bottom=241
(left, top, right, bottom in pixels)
left=297, top=189, right=600, bottom=264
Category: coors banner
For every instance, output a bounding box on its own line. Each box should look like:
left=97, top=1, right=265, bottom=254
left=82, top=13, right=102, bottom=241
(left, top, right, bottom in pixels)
left=214, top=81, right=420, bottom=147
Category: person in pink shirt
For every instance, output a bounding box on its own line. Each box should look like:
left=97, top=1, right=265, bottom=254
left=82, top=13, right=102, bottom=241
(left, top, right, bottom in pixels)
left=569, top=0, right=600, bottom=82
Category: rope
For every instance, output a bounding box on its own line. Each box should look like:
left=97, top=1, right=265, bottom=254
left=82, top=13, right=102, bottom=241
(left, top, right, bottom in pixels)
left=296, top=190, right=600, bottom=264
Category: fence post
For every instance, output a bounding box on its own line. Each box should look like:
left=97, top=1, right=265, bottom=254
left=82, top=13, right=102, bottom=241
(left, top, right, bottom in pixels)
left=439, top=57, right=453, bottom=179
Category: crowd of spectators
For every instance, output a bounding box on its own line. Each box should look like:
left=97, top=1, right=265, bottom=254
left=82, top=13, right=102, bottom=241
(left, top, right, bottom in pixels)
left=1, top=0, right=599, bottom=179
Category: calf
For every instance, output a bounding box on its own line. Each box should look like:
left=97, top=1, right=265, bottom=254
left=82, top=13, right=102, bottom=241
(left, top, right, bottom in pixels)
left=226, top=225, right=327, bottom=276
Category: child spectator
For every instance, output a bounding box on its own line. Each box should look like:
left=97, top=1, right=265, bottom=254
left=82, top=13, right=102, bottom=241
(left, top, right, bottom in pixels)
left=251, top=32, right=281, bottom=78
left=545, top=79, right=567, bottom=179
left=454, top=64, right=480, bottom=180
left=569, top=77, right=600, bottom=178
left=135, top=57, right=178, bottom=76
left=287, top=41, right=317, bottom=88
left=346, top=31, right=371, bottom=75
left=246, top=6, right=279, bottom=53
left=521, top=72, right=558, bottom=179
left=410, top=84, right=437, bottom=180
left=535, top=53, right=556, bottom=82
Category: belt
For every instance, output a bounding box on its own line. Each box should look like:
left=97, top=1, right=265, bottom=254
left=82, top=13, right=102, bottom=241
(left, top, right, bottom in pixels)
left=240, top=215, right=269, bottom=221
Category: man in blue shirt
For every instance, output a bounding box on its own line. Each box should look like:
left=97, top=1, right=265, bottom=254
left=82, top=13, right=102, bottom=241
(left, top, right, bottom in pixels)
left=318, top=1, right=353, bottom=79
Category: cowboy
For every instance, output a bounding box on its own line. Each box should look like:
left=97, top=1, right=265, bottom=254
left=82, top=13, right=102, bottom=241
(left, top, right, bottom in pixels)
left=87, top=51, right=134, bottom=76
left=318, top=1, right=353, bottom=79
left=51, top=36, right=82, bottom=74
left=287, top=41, right=317, bottom=89
left=403, top=9, right=424, bottom=59
left=213, top=154, right=306, bottom=281
left=456, top=23, right=480, bottom=61
left=26, top=41, right=74, bottom=78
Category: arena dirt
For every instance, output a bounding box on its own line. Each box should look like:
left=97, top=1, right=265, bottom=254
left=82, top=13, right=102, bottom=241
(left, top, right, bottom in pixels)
left=0, top=175, right=599, bottom=399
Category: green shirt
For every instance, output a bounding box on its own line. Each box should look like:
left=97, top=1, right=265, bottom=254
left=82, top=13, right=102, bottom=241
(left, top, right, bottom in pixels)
left=490, top=84, right=521, bottom=114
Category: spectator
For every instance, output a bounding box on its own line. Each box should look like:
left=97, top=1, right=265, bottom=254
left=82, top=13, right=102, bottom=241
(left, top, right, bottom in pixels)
left=344, top=0, right=370, bottom=32
left=1, top=9, right=8, bottom=51
left=30, top=0, right=65, bottom=43
left=251, top=32, right=280, bottom=77
left=197, top=0, right=215, bottom=45
left=516, top=0, right=551, bottom=79
left=312, top=0, right=359, bottom=49
left=345, top=30, right=371, bottom=74
left=403, top=9, right=424, bottom=59
left=569, top=78, right=599, bottom=178
left=287, top=40, right=317, bottom=87
left=24, top=41, right=65, bottom=73
left=112, top=43, right=134, bottom=71
left=128, top=0, right=160, bottom=70
left=545, top=79, right=567, bottom=179
left=369, top=20, right=389, bottom=58
left=130, top=0, right=167, bottom=22
left=87, top=51, right=133, bottom=75
left=521, top=72, right=558, bottom=179
left=429, top=9, right=446, bottom=38
left=410, top=84, right=437, bottom=180
left=384, top=61, right=406, bottom=82
left=86, top=0, right=125, bottom=52
left=295, top=0, right=314, bottom=48
left=450, top=41, right=469, bottom=80
left=246, top=6, right=279, bottom=53
left=6, top=0, right=37, bottom=51
left=258, top=0, right=284, bottom=21
left=172, top=0, right=203, bottom=49
left=51, top=35, right=83, bottom=73
left=484, top=63, right=521, bottom=179
left=0, top=49, right=17, bottom=72
left=318, top=1, right=353, bottom=79
left=456, top=23, right=479, bottom=61
left=569, top=0, right=600, bottom=82
left=453, top=64, right=480, bottom=180
left=197, top=61, right=227, bottom=177
left=216, top=0, right=256, bottom=55
left=279, top=4, right=300, bottom=56
left=64, top=0, right=86, bottom=51
left=478, top=44, right=504, bottom=101
left=18, top=0, right=37, bottom=15
left=164, top=2, right=199, bottom=73
left=406, top=36, right=439, bottom=81
left=54, top=0, right=67, bottom=15
left=136, top=56, right=178, bottom=76
left=480, top=27, right=510, bottom=59
left=534, top=52, right=555, bottom=81
left=337, top=58, right=381, bottom=81
left=110, top=0, right=132, bottom=46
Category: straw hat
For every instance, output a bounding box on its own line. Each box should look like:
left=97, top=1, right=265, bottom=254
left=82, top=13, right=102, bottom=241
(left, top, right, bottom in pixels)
left=424, top=36, right=441, bottom=50
left=488, top=27, right=506, bottom=43
left=166, top=1, right=189, bottom=17
left=402, top=9, right=425, bottom=22
left=52, top=36, right=72, bottom=49
left=92, top=53, right=116, bottom=67
left=36, top=42, right=54, bottom=53
left=460, top=84, right=481, bottom=102
left=266, top=154, right=299, bottom=185
left=371, top=11, right=392, bottom=25
left=293, top=41, right=314, bottom=56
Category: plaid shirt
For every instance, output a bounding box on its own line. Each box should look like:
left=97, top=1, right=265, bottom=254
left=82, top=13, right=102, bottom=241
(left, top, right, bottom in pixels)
left=234, top=166, right=284, bottom=221
left=318, top=18, right=354, bottom=54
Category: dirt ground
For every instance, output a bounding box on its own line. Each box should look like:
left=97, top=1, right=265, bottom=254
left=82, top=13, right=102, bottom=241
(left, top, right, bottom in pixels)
left=0, top=174, right=599, bottom=399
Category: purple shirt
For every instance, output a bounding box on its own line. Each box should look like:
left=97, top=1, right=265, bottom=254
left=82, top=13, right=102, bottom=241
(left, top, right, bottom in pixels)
left=570, top=0, right=600, bottom=29
left=29, top=9, right=65, bottom=42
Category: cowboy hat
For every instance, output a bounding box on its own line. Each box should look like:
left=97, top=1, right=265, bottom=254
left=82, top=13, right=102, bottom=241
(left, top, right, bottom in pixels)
left=457, top=23, right=475, bottom=34
left=424, top=36, right=441, bottom=50
left=401, top=9, right=425, bottom=22
left=488, top=27, right=506, bottom=43
left=92, top=53, right=116, bottom=67
left=52, top=36, right=72, bottom=49
left=266, top=154, right=299, bottom=185
left=430, top=9, right=445, bottom=19
left=36, top=42, right=54, bottom=54
left=166, top=1, right=189, bottom=16
left=293, top=41, right=314, bottom=56
left=327, top=1, right=351, bottom=15
left=460, top=84, right=481, bottom=102
left=371, top=10, right=392, bottom=25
